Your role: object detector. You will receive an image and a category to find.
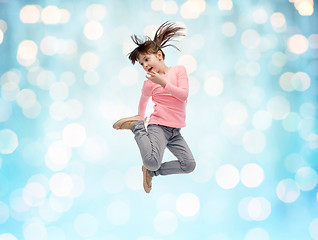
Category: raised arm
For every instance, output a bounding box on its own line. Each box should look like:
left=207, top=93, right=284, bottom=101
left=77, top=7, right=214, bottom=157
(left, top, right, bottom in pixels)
left=164, top=66, right=189, bottom=102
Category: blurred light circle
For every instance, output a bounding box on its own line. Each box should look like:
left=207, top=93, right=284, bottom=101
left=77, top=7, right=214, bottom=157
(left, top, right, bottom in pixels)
left=240, top=163, right=264, bottom=188
left=252, top=110, right=272, bottom=131
left=23, top=221, right=47, bottom=240
left=245, top=228, right=269, bottom=240
left=163, top=1, right=178, bottom=14
left=295, top=167, right=318, bottom=191
left=0, top=234, right=17, bottom=240
left=22, top=182, right=47, bottom=207
left=266, top=96, right=290, bottom=120
left=241, top=29, right=261, bottom=49
left=152, top=0, right=165, bottom=11
left=84, top=71, right=99, bottom=85
left=49, top=173, right=73, bottom=197
left=0, top=129, right=18, bottom=154
left=156, top=193, right=177, bottom=212
left=222, top=22, right=236, bottom=37
left=125, top=166, right=143, bottom=191
left=20, top=5, right=41, bottom=23
left=1, top=70, right=20, bottom=85
left=276, top=178, right=300, bottom=203
left=177, top=55, right=197, bottom=74
left=22, top=101, right=41, bottom=119
left=74, top=213, right=98, bottom=237
left=204, top=77, right=224, bottom=96
left=238, top=197, right=253, bottom=221
left=86, top=4, right=107, bottom=21
left=298, top=117, right=315, bottom=140
left=59, top=9, right=70, bottom=23
left=0, top=19, right=8, bottom=32
left=37, top=70, right=56, bottom=90
left=246, top=61, right=260, bottom=76
left=218, top=0, right=233, bottom=10
left=310, top=218, right=318, bottom=240
left=176, top=193, right=200, bottom=217
left=102, top=170, right=125, bottom=194
left=38, top=200, right=61, bottom=222
left=41, top=6, right=61, bottom=24
left=298, top=2, right=313, bottom=16
left=63, top=39, right=77, bottom=55
left=309, top=34, right=318, bottom=48
left=300, top=102, right=315, bottom=118
left=284, top=153, right=306, bottom=173
left=272, top=52, right=286, bottom=67
left=80, top=136, right=109, bottom=163
left=191, top=153, right=219, bottom=183
left=60, top=71, right=76, bottom=86
left=0, top=201, right=9, bottom=224
left=188, top=76, right=200, bottom=95
left=69, top=174, right=85, bottom=198
left=242, top=130, right=266, bottom=154
left=40, top=36, right=59, bottom=56
left=270, top=12, right=286, bottom=30
left=279, top=72, right=294, bottom=91
left=46, top=226, right=66, bottom=240
left=80, top=52, right=99, bottom=71
left=180, top=0, right=206, bottom=19
left=45, top=140, right=71, bottom=171
left=119, top=67, right=138, bottom=86
left=9, top=188, right=30, bottom=214
left=216, top=164, right=240, bottom=189
left=189, top=34, right=205, bottom=49
left=49, top=101, right=68, bottom=121
left=62, top=123, right=86, bottom=147
left=1, top=82, right=19, bottom=101
left=66, top=99, right=83, bottom=119
left=0, top=30, right=3, bottom=45
left=287, top=34, right=308, bottom=54
left=84, top=21, right=103, bottom=40
left=246, top=48, right=261, bottom=61
left=154, top=211, right=178, bottom=235
left=17, top=40, right=38, bottom=61
left=17, top=89, right=36, bottom=109
left=223, top=101, right=247, bottom=126
left=49, top=82, right=69, bottom=100
left=282, top=112, right=301, bottom=132
left=106, top=201, right=130, bottom=225
left=247, top=197, right=271, bottom=221
left=0, top=99, right=12, bottom=122
left=291, top=72, right=310, bottom=91
left=253, top=8, right=268, bottom=24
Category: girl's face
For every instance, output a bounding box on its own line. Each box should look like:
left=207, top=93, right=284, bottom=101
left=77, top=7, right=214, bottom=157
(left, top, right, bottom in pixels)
left=137, top=51, right=163, bottom=73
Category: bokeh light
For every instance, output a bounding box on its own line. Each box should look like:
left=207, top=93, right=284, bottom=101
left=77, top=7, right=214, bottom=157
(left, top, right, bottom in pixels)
left=0, top=1, right=317, bottom=239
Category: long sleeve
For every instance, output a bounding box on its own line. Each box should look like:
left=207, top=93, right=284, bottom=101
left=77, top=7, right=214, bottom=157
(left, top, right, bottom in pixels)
left=138, top=81, right=151, bottom=119
left=164, top=66, right=189, bottom=102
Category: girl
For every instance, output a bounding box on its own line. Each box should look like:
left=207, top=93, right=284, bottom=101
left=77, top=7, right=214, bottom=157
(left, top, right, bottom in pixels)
left=113, top=21, right=196, bottom=193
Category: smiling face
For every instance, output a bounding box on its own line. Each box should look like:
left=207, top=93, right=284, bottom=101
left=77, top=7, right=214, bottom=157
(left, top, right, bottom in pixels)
left=137, top=51, right=163, bottom=73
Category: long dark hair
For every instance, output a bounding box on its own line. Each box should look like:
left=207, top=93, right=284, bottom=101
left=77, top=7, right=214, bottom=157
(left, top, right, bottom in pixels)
left=128, top=21, right=186, bottom=64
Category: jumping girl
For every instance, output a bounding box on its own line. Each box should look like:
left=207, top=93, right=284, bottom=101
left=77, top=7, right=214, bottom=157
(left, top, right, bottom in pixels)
left=113, top=21, right=196, bottom=193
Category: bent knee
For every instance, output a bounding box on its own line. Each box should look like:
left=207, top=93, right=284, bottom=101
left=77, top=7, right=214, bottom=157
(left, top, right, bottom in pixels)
left=183, top=160, right=196, bottom=173
left=143, top=157, right=160, bottom=171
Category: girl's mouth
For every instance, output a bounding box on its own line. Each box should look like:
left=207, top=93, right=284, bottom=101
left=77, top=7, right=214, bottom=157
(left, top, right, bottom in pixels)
left=148, top=67, right=153, bottom=72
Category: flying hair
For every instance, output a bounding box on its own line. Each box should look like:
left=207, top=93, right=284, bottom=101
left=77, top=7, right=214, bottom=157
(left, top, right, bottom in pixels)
left=128, top=21, right=186, bottom=64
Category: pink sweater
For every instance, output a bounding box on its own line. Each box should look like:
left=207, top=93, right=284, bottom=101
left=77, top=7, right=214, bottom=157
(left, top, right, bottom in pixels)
left=138, top=65, right=189, bottom=128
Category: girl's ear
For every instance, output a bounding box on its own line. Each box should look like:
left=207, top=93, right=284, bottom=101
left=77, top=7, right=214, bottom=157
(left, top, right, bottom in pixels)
left=156, top=50, right=163, bottom=61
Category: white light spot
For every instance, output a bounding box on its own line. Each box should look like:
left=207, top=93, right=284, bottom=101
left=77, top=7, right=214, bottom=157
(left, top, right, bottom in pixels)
left=45, top=141, right=71, bottom=171
left=106, top=201, right=130, bottom=225
left=119, top=67, right=139, bottom=86
left=49, top=101, right=68, bottom=121
left=86, top=4, right=107, bottom=21
left=216, top=164, right=240, bottom=189
left=163, top=1, right=178, bottom=14
left=23, top=220, right=47, bottom=240
left=0, top=99, right=12, bottom=122
left=287, top=34, right=308, bottom=54
left=2, top=82, right=20, bottom=101
left=49, top=82, right=69, bottom=101
left=295, top=167, right=318, bottom=191
left=66, top=99, right=83, bottom=119
left=41, top=6, right=61, bottom=24
left=74, top=213, right=98, bottom=237
left=80, top=52, right=99, bottom=71
left=177, top=55, right=197, bottom=74
left=276, top=178, right=300, bottom=203
left=270, top=12, right=286, bottom=31
left=245, top=228, right=269, bottom=240
left=40, top=36, right=59, bottom=56
left=49, top=173, right=73, bottom=197
left=310, top=218, right=318, bottom=240
left=241, top=29, right=261, bottom=49
left=0, top=129, right=18, bottom=154
left=84, top=21, right=103, bottom=40
left=266, top=96, right=290, bottom=120
left=180, top=0, right=206, bottom=19
left=153, top=211, right=178, bottom=235
left=240, top=163, right=264, bottom=188
left=247, top=197, right=271, bottom=221
left=84, top=71, right=99, bottom=85
left=222, top=22, right=237, bottom=37
left=176, top=193, right=200, bottom=217
left=20, top=5, right=41, bottom=23
left=292, top=72, right=310, bottom=91
left=62, top=123, right=86, bottom=147
left=0, top=234, right=18, bottom=240
left=223, top=101, right=248, bottom=126
left=204, top=77, right=224, bottom=96
left=252, top=110, right=272, bottom=131
left=0, top=201, right=9, bottom=224
left=22, top=182, right=47, bottom=207
left=37, top=70, right=56, bottom=90
left=242, top=130, right=266, bottom=154
left=253, top=8, right=268, bottom=24
left=282, top=112, right=301, bottom=132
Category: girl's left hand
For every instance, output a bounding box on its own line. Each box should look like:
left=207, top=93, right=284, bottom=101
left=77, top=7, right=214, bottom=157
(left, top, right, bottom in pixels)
left=146, top=70, right=166, bottom=88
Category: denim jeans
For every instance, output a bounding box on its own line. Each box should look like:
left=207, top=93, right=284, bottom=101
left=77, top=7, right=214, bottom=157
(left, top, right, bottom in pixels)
left=131, top=121, right=196, bottom=177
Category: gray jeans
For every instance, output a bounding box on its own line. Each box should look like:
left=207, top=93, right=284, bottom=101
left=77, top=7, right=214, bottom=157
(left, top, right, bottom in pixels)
left=131, top=121, right=196, bottom=177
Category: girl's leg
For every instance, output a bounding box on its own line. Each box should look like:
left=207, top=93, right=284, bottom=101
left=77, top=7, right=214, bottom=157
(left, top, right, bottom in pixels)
left=131, top=122, right=168, bottom=173
left=152, top=129, right=196, bottom=176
